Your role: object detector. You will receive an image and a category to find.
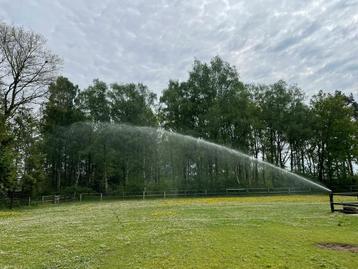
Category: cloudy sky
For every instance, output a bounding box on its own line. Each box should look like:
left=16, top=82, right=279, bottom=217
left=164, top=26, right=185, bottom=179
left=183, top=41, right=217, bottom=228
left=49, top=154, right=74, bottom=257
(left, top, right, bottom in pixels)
left=1, top=0, right=357, bottom=97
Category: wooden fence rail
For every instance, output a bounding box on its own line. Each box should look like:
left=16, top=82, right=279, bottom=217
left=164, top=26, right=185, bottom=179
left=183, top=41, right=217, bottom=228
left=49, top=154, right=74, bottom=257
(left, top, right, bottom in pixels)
left=329, top=192, right=358, bottom=213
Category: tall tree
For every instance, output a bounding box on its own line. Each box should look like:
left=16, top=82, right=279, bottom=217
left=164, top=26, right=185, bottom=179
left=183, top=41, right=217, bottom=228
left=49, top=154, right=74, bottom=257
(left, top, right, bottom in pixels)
left=160, top=56, right=250, bottom=145
left=311, top=91, right=357, bottom=186
left=252, top=81, right=305, bottom=168
left=79, top=79, right=110, bottom=122
left=160, top=57, right=253, bottom=187
left=109, top=83, right=157, bottom=126
left=42, top=76, right=84, bottom=191
left=0, top=23, right=60, bottom=200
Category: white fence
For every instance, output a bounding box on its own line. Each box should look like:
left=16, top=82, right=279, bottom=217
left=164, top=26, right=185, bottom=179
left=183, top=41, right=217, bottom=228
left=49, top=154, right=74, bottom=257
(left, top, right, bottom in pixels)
left=5, top=186, right=320, bottom=207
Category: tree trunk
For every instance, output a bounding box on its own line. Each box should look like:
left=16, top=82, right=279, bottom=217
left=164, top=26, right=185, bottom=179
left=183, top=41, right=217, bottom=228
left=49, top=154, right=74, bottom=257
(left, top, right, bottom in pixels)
left=103, top=143, right=108, bottom=193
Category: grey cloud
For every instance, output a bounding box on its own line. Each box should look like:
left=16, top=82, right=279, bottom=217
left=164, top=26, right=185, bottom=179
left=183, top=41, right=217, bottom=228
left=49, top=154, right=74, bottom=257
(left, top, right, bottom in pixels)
left=0, top=0, right=357, bottom=97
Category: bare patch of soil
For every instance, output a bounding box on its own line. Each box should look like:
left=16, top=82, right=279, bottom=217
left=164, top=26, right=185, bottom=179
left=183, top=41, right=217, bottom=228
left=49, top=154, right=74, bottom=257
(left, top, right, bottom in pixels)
left=317, top=243, right=358, bottom=253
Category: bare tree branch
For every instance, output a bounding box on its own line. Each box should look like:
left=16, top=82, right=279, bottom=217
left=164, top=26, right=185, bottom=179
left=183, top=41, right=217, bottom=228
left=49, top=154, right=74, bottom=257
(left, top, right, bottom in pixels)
left=0, top=22, right=62, bottom=121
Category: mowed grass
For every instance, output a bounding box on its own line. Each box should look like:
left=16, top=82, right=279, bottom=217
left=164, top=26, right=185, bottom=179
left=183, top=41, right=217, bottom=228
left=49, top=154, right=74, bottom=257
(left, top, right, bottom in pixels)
left=0, top=195, right=357, bottom=269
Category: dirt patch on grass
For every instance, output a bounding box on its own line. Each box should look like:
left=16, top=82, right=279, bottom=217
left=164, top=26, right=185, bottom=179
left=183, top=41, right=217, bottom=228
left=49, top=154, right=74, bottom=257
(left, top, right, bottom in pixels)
left=317, top=243, right=358, bottom=253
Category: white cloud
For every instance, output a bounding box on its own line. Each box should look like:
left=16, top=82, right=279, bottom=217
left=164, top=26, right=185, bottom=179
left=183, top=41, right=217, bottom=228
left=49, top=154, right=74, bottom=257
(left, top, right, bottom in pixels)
left=0, top=0, right=357, bottom=98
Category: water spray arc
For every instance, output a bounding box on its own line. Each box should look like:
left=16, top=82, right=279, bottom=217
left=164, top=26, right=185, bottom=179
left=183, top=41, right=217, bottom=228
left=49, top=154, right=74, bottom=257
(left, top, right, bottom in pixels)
left=67, top=122, right=331, bottom=194
left=144, top=126, right=331, bottom=193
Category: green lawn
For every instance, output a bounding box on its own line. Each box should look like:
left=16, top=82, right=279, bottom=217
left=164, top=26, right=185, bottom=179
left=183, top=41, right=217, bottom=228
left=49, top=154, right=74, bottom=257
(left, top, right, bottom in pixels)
left=0, top=195, right=357, bottom=269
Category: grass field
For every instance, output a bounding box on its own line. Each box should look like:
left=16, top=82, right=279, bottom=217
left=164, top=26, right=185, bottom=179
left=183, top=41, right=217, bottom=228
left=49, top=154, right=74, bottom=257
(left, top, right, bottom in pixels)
left=0, top=195, right=357, bottom=269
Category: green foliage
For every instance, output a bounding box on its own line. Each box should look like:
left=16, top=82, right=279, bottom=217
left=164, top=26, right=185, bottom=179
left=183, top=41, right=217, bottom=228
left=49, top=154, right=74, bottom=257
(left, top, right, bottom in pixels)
left=0, top=140, right=16, bottom=196
left=61, top=185, right=94, bottom=196
left=0, top=113, right=24, bottom=197
left=41, top=77, right=85, bottom=192
left=79, top=79, right=110, bottom=122
left=310, top=91, right=357, bottom=185
left=42, top=76, right=84, bottom=131
left=160, top=56, right=251, bottom=151
left=109, top=83, right=157, bottom=126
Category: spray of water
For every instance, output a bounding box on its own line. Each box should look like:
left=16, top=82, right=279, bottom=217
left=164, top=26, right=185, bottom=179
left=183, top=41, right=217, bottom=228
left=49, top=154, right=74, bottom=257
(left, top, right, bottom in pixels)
left=68, top=122, right=331, bottom=193
left=128, top=126, right=331, bottom=193
left=159, top=129, right=331, bottom=193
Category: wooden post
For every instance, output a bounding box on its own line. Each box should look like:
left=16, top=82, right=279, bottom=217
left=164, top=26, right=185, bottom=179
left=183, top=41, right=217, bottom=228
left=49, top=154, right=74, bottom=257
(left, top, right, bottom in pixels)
left=329, top=192, right=334, bottom=212
left=28, top=196, right=31, bottom=206
left=163, top=191, right=166, bottom=199
left=80, top=193, right=82, bottom=202
left=288, top=187, right=291, bottom=193
left=100, top=193, right=103, bottom=201
left=42, top=196, right=44, bottom=203
left=205, top=189, right=208, bottom=196
left=143, top=191, right=145, bottom=200
left=122, top=191, right=125, bottom=200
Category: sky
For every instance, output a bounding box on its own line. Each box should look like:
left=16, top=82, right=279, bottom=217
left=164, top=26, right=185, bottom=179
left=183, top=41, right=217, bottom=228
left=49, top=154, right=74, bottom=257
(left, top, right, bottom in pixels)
left=0, top=0, right=357, bottom=98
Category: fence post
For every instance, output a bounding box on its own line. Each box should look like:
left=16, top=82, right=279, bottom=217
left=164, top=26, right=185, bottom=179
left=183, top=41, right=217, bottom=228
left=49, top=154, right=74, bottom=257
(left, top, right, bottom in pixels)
left=42, top=196, right=44, bottom=203
left=329, top=192, right=334, bottom=212
left=205, top=189, right=208, bottom=196
left=28, top=196, right=31, bottom=206
left=163, top=191, right=166, bottom=199
left=143, top=190, right=145, bottom=200
left=100, top=193, right=103, bottom=201
left=122, top=191, right=125, bottom=200
left=288, top=187, right=291, bottom=193
left=80, top=193, right=82, bottom=202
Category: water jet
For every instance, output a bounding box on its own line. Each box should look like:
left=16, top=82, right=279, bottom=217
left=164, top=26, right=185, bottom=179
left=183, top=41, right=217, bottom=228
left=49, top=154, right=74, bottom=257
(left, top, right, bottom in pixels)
left=65, top=122, right=331, bottom=196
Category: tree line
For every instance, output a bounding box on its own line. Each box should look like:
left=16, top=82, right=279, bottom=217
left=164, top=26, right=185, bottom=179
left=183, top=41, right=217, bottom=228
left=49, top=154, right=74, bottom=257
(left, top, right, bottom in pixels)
left=0, top=23, right=357, bottom=203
